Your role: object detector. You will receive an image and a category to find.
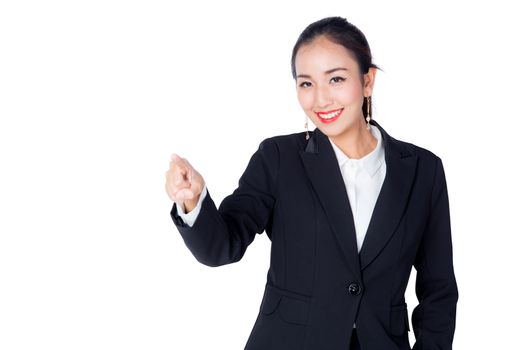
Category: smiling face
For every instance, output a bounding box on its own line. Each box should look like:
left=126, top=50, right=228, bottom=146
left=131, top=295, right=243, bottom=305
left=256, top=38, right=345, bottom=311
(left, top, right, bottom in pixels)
left=295, top=35, right=376, bottom=138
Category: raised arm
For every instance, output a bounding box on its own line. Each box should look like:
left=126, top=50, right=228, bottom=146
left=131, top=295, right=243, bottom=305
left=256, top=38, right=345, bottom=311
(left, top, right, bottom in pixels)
left=168, top=138, right=280, bottom=267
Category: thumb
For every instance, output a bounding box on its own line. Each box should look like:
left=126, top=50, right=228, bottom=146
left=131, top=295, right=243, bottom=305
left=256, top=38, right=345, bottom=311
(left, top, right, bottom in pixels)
left=174, top=188, right=195, bottom=202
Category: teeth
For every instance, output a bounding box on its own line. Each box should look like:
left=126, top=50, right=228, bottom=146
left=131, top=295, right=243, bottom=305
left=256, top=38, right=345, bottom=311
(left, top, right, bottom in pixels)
left=319, top=109, right=342, bottom=119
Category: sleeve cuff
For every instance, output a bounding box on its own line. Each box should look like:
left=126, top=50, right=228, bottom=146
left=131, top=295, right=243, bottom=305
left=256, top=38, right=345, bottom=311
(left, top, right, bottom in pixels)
left=175, top=186, right=208, bottom=227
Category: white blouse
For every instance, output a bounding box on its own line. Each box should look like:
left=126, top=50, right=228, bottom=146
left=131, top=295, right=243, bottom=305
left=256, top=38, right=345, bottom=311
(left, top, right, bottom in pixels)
left=328, top=124, right=386, bottom=253
left=175, top=124, right=386, bottom=255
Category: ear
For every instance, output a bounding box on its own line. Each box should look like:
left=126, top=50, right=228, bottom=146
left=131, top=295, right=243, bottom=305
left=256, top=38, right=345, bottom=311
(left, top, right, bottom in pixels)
left=363, top=67, right=377, bottom=97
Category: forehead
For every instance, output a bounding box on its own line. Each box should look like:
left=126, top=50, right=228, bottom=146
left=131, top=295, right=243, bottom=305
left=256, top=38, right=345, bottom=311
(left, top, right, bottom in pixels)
left=295, top=36, right=359, bottom=74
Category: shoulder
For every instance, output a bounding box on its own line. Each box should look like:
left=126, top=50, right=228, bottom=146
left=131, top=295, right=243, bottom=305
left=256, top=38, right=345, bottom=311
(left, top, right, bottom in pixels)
left=256, top=131, right=306, bottom=157
left=391, top=135, right=446, bottom=184
left=260, top=130, right=311, bottom=153
left=396, top=137, right=442, bottom=163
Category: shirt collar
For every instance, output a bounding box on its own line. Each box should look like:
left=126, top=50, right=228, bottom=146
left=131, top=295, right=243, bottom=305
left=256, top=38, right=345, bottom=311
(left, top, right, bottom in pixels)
left=328, top=124, right=385, bottom=178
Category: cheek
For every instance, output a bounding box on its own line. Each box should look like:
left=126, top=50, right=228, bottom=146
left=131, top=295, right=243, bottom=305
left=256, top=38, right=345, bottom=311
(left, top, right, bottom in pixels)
left=297, top=90, right=314, bottom=110
left=335, top=83, right=362, bottom=105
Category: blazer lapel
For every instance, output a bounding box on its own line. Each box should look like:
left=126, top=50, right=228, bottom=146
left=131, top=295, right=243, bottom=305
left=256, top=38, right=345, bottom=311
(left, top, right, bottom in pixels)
left=299, top=126, right=362, bottom=279
left=299, top=119, right=418, bottom=275
left=358, top=120, right=418, bottom=270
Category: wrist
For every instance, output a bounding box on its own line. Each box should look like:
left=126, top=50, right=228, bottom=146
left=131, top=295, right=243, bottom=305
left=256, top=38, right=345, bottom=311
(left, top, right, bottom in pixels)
left=183, top=195, right=199, bottom=213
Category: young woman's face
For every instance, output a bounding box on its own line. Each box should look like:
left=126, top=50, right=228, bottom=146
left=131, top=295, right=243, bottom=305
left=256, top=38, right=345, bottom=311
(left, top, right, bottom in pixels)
left=295, top=35, right=374, bottom=137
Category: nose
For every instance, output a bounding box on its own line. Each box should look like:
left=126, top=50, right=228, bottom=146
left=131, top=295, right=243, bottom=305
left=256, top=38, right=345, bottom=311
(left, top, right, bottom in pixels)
left=315, top=84, right=333, bottom=109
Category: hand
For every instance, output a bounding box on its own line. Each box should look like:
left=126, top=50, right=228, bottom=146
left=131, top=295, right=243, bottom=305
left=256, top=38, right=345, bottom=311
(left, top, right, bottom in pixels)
left=165, top=153, right=205, bottom=212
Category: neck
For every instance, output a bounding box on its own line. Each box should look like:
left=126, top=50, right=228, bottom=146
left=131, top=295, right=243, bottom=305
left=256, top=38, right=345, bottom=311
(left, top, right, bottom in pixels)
left=329, top=120, right=377, bottom=159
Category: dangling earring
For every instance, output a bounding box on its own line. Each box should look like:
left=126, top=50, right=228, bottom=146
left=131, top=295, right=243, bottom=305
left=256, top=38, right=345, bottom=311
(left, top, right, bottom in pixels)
left=366, top=95, right=372, bottom=130
left=304, top=115, right=310, bottom=140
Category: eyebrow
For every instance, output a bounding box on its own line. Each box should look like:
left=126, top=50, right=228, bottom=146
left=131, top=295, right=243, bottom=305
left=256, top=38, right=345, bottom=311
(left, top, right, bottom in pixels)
left=297, top=67, right=348, bottom=79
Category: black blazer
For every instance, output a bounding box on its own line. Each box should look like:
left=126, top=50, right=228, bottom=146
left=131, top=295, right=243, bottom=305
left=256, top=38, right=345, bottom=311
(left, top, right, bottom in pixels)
left=170, top=119, right=458, bottom=350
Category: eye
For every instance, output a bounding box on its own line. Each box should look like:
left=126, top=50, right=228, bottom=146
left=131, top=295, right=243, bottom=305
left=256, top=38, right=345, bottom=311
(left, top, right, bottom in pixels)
left=331, top=76, right=346, bottom=83
left=299, top=81, right=311, bottom=88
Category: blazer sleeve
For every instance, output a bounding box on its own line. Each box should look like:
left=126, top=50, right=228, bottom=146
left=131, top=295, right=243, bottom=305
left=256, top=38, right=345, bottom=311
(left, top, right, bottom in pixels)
left=412, top=156, right=459, bottom=350
left=170, top=137, right=279, bottom=267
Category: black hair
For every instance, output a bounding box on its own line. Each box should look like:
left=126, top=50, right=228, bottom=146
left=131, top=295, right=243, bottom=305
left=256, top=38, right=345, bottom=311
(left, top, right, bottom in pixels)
left=291, top=16, right=383, bottom=121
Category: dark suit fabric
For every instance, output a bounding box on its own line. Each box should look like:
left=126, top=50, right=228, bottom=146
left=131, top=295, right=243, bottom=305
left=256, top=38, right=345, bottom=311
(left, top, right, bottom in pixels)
left=170, top=119, right=458, bottom=350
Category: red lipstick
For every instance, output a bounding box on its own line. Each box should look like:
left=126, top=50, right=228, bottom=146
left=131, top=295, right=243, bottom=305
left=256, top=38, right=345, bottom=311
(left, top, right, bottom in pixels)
left=316, top=108, right=344, bottom=124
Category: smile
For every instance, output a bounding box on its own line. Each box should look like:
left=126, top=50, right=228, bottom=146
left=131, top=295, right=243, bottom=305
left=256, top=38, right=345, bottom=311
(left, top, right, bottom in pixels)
left=316, top=108, right=344, bottom=123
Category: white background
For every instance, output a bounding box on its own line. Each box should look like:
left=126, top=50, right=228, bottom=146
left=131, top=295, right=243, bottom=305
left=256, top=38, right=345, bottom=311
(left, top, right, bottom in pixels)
left=1, top=1, right=524, bottom=349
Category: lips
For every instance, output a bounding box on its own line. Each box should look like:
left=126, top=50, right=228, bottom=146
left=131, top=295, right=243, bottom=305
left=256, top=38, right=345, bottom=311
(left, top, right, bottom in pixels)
left=316, top=108, right=344, bottom=124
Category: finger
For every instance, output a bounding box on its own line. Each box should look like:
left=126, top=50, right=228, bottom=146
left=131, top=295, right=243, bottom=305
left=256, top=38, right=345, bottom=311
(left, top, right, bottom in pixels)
left=166, top=167, right=182, bottom=187
left=166, top=163, right=192, bottom=203
left=181, top=158, right=193, bottom=183
left=168, top=161, right=186, bottom=179
left=167, top=162, right=188, bottom=185
left=174, top=188, right=195, bottom=202
left=170, top=158, right=190, bottom=182
left=170, top=153, right=187, bottom=168
left=174, top=169, right=185, bottom=185
left=165, top=181, right=177, bottom=202
left=172, top=180, right=191, bottom=194
left=167, top=170, right=190, bottom=193
left=167, top=180, right=190, bottom=203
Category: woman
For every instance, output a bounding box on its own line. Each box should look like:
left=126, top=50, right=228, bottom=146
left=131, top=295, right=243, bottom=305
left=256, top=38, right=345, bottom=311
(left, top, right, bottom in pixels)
left=165, top=16, right=458, bottom=350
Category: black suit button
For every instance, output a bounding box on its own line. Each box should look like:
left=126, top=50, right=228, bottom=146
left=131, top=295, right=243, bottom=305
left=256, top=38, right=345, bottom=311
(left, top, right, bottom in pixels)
left=348, top=281, right=362, bottom=296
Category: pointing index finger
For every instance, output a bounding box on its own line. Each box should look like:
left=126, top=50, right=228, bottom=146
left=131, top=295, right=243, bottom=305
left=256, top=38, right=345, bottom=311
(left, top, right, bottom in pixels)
left=170, top=154, right=191, bottom=181
left=171, top=153, right=187, bottom=167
